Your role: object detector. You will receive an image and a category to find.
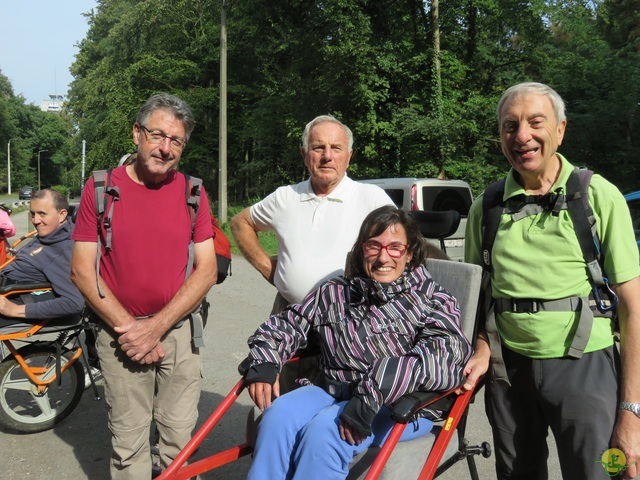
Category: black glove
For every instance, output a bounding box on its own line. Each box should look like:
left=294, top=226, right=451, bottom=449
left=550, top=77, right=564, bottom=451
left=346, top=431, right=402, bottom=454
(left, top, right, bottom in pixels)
left=244, top=362, right=278, bottom=386
left=340, top=395, right=377, bottom=437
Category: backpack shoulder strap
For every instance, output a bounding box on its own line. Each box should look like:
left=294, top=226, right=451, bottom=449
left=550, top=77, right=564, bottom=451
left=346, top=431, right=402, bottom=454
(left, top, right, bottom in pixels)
left=181, top=173, right=208, bottom=349
left=92, top=168, right=120, bottom=250
left=93, top=169, right=108, bottom=218
left=479, top=178, right=510, bottom=384
left=182, top=173, right=203, bottom=281
left=92, top=168, right=118, bottom=298
left=565, top=167, right=603, bottom=285
left=183, top=174, right=202, bottom=231
left=480, top=178, right=506, bottom=273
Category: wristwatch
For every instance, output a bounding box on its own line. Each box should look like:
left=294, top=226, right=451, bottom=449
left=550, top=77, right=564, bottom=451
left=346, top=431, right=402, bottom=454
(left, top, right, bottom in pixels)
left=619, top=402, right=640, bottom=418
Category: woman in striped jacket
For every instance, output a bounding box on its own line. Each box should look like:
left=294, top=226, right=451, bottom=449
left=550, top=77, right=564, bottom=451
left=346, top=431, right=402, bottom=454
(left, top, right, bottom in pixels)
left=244, top=205, right=472, bottom=480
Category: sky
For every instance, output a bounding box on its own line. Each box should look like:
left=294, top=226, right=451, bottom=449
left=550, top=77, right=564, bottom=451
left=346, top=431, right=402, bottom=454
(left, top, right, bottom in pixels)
left=0, top=0, right=98, bottom=106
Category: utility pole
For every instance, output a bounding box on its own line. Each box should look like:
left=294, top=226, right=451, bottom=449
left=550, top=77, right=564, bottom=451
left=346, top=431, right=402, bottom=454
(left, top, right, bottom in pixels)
left=7, top=138, right=17, bottom=195
left=218, top=0, right=228, bottom=223
left=82, top=140, right=86, bottom=188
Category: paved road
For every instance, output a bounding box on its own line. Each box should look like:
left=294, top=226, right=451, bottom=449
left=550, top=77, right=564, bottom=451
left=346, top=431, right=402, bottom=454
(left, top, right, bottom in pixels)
left=0, top=209, right=564, bottom=479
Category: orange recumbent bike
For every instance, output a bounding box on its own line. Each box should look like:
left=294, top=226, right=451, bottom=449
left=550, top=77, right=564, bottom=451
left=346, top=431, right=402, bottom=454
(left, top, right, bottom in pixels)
left=0, top=222, right=98, bottom=434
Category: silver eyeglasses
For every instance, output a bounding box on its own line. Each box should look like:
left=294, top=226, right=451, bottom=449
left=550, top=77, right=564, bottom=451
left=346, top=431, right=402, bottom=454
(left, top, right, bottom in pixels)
left=140, top=124, right=186, bottom=149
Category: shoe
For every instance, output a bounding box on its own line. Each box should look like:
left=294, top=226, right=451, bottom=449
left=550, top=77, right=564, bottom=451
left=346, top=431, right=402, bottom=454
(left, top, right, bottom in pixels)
left=84, top=366, right=103, bottom=389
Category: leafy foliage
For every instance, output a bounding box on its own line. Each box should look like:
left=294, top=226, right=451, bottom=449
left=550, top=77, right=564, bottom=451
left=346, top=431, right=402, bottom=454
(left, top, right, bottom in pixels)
left=0, top=69, right=76, bottom=191
left=1, top=0, right=638, bottom=200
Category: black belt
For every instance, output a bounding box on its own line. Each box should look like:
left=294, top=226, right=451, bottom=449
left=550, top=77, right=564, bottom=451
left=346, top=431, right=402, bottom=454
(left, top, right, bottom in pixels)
left=318, top=375, right=354, bottom=402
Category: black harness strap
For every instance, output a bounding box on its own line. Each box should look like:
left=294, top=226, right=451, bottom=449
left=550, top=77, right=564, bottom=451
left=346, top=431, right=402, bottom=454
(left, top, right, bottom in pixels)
left=479, top=180, right=508, bottom=383
left=480, top=179, right=506, bottom=272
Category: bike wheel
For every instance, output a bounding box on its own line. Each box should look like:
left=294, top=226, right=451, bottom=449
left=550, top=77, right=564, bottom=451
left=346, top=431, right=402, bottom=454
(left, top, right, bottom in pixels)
left=0, top=344, right=85, bottom=433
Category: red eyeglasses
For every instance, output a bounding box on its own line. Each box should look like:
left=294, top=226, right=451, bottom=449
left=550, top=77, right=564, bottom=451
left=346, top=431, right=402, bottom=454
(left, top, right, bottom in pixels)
left=362, top=241, right=408, bottom=258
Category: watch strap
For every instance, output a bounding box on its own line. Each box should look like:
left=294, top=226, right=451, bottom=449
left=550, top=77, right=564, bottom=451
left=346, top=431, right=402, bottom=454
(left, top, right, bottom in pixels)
left=619, top=401, right=640, bottom=417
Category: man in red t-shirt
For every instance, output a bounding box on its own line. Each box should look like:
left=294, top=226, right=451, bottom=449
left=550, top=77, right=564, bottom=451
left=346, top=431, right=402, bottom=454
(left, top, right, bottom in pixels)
left=71, top=93, right=216, bottom=480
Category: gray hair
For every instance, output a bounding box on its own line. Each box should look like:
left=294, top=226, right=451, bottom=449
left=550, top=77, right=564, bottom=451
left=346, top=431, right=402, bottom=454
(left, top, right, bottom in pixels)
left=301, top=115, right=353, bottom=151
left=32, top=189, right=69, bottom=212
left=136, top=93, right=196, bottom=142
left=497, top=82, right=566, bottom=126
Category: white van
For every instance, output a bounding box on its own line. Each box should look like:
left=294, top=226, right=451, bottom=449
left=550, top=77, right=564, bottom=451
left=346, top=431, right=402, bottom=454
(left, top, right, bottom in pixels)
left=359, top=178, right=474, bottom=261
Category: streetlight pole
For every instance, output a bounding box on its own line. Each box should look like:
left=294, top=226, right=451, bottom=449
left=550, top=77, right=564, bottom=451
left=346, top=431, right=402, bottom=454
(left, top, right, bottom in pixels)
left=7, top=138, right=18, bottom=195
left=37, top=149, right=48, bottom=190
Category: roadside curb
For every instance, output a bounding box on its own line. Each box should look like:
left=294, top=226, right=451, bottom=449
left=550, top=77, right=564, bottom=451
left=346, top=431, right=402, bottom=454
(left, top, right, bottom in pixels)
left=0, top=201, right=30, bottom=209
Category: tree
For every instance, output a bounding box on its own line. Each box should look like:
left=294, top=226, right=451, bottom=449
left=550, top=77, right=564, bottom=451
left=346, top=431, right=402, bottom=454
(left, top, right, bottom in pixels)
left=64, top=0, right=639, bottom=201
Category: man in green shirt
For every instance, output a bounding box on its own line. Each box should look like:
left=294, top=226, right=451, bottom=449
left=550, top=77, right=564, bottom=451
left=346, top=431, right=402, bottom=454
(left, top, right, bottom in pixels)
left=462, top=82, right=640, bottom=480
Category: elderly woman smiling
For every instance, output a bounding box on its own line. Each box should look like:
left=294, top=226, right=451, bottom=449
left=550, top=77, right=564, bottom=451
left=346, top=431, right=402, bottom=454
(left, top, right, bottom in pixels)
left=243, top=205, right=472, bottom=480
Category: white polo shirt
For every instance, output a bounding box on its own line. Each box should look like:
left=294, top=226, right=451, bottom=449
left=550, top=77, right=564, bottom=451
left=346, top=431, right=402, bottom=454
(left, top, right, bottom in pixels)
left=251, top=175, right=394, bottom=304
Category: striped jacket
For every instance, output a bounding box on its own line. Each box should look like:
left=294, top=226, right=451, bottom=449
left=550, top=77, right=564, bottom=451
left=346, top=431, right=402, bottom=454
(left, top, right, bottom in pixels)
left=247, top=264, right=472, bottom=415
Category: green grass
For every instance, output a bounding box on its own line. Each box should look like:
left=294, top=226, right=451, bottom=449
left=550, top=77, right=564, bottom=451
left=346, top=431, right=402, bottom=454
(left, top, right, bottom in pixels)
left=4, top=204, right=29, bottom=216
left=0, top=195, right=24, bottom=204
left=218, top=205, right=278, bottom=258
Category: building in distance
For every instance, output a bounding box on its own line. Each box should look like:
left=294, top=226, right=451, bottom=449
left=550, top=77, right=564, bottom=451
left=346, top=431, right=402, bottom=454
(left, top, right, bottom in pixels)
left=40, top=94, right=64, bottom=112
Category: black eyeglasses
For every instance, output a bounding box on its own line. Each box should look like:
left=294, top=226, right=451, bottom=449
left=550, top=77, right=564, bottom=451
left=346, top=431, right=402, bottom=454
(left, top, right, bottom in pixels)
left=362, top=241, right=409, bottom=258
left=139, top=124, right=186, bottom=149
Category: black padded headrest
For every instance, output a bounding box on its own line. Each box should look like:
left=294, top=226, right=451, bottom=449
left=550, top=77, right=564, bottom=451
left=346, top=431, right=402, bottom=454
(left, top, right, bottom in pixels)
left=408, top=210, right=461, bottom=239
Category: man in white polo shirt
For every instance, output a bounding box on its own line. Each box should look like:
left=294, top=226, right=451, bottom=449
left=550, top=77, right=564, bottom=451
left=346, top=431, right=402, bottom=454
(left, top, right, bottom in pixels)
left=231, top=115, right=394, bottom=312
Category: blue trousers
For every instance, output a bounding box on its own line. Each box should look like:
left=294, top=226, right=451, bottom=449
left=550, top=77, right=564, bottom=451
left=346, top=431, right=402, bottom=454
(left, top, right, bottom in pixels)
left=247, top=385, right=433, bottom=480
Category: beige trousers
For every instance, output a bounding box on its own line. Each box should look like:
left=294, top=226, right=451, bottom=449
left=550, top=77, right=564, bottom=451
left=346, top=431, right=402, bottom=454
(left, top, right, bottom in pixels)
left=96, top=320, right=202, bottom=480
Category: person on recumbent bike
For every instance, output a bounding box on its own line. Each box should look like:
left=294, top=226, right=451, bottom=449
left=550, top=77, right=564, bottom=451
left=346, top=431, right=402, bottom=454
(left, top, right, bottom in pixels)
left=0, top=189, right=84, bottom=327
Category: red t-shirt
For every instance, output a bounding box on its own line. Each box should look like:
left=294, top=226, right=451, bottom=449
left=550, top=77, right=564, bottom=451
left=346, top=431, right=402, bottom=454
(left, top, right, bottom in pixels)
left=73, top=166, right=213, bottom=316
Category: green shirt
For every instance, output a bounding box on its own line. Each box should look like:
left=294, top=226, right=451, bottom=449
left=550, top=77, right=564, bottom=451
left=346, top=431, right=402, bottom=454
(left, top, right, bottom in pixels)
left=465, top=154, right=640, bottom=358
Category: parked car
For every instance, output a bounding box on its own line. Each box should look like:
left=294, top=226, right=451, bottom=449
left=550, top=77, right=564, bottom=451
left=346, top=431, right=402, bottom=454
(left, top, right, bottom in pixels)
left=18, top=186, right=35, bottom=200
left=359, top=177, right=474, bottom=261
left=624, top=190, right=640, bottom=250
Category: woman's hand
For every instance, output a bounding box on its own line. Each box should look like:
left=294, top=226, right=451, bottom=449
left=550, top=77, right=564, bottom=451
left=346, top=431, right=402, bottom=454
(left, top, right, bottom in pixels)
left=248, top=374, right=280, bottom=411
left=339, top=419, right=367, bottom=446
